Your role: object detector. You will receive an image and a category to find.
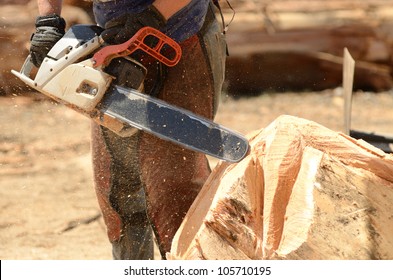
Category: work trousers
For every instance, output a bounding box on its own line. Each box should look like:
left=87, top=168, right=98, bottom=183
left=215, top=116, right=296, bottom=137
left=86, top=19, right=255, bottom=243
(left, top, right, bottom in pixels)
left=90, top=4, right=226, bottom=259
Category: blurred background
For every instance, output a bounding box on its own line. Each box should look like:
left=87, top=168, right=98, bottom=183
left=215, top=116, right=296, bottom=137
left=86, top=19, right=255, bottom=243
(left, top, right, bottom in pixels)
left=2, top=0, right=393, bottom=95
left=1, top=0, right=393, bottom=259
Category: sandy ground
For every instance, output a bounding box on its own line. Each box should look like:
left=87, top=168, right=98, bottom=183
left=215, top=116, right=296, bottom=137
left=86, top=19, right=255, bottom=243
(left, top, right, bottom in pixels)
left=1, top=89, right=393, bottom=259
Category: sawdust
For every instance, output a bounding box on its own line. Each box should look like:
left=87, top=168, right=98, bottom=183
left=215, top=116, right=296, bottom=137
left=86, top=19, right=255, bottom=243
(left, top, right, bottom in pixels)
left=0, top=89, right=393, bottom=259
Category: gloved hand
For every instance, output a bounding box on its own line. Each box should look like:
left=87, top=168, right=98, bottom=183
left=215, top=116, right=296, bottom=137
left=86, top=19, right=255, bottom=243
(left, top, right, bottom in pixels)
left=30, top=14, right=66, bottom=67
left=101, top=5, right=166, bottom=45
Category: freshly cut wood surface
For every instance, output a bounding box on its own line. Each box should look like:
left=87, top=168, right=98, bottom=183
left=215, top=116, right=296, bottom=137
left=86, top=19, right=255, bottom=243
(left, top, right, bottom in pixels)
left=168, top=115, right=393, bottom=260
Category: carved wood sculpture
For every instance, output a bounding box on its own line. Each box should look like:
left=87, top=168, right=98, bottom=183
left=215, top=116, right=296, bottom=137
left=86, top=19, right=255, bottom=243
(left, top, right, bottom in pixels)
left=168, top=115, right=393, bottom=260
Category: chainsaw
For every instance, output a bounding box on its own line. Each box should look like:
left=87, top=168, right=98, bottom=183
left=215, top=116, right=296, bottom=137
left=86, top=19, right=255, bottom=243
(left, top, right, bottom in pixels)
left=12, top=24, right=249, bottom=162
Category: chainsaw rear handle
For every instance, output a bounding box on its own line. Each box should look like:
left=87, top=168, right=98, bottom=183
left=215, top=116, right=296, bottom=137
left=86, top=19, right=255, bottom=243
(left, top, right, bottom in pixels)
left=92, top=26, right=182, bottom=68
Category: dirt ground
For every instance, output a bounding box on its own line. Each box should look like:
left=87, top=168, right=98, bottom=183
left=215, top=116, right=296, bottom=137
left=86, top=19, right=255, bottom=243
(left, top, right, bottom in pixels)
left=1, top=89, right=393, bottom=260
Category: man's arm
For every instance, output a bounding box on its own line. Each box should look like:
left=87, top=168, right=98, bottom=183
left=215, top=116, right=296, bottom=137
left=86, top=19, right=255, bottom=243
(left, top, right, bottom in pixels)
left=37, top=0, right=63, bottom=15
left=152, top=0, right=191, bottom=20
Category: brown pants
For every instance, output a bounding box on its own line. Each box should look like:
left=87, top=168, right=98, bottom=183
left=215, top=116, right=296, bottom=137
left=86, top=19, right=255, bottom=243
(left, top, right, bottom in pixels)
left=91, top=6, right=226, bottom=259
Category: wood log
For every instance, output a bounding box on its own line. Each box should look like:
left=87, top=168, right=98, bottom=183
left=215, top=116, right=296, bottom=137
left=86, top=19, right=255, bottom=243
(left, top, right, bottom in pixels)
left=168, top=115, right=393, bottom=260
left=221, top=0, right=393, bottom=94
left=225, top=49, right=393, bottom=95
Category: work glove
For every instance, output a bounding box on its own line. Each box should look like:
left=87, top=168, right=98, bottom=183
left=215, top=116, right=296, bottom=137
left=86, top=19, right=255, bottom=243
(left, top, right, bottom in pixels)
left=101, top=5, right=167, bottom=45
left=30, top=14, right=66, bottom=68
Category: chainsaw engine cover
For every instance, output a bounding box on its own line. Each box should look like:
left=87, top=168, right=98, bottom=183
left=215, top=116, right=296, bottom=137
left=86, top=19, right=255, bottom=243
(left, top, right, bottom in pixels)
left=36, top=25, right=112, bottom=111
left=48, top=24, right=104, bottom=60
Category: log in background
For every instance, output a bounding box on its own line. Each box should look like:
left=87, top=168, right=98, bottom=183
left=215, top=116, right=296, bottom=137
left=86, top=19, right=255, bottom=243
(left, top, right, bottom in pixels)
left=222, top=0, right=393, bottom=95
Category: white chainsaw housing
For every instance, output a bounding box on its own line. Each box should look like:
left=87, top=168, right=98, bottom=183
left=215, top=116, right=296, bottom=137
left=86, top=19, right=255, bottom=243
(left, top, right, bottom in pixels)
left=12, top=25, right=112, bottom=112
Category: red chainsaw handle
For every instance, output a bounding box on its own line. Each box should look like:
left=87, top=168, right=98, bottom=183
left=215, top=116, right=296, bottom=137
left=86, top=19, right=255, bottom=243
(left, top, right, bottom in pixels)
left=93, top=26, right=182, bottom=68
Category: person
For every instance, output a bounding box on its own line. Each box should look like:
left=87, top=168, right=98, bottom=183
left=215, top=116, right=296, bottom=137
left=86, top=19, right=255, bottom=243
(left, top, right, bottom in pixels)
left=29, top=0, right=227, bottom=259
